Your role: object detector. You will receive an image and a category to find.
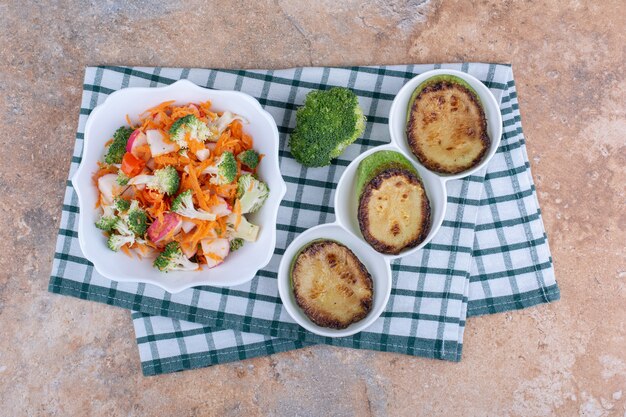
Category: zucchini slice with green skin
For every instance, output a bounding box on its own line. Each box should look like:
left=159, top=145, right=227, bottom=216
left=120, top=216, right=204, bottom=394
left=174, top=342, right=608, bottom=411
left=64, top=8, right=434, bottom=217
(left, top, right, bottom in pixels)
left=357, top=167, right=430, bottom=254
left=290, top=240, right=373, bottom=329
left=355, top=150, right=418, bottom=197
left=406, top=75, right=490, bottom=174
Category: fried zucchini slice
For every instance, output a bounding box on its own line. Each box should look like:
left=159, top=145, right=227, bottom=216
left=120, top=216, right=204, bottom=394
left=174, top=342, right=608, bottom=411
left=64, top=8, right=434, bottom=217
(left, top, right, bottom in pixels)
left=358, top=168, right=430, bottom=254
left=406, top=75, right=490, bottom=174
left=290, top=240, right=373, bottom=329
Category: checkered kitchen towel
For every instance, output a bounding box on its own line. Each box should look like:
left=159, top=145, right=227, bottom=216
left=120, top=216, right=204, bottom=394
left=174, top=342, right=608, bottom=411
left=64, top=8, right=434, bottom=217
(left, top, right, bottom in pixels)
left=49, top=64, right=559, bottom=376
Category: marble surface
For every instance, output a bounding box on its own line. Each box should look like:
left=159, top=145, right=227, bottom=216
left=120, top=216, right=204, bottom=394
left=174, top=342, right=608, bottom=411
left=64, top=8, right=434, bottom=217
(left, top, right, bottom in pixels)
left=1, top=1, right=624, bottom=415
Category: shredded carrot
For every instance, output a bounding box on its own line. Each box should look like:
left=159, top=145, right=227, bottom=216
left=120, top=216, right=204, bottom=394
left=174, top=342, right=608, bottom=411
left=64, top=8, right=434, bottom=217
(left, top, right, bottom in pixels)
left=230, top=120, right=243, bottom=139
left=187, top=165, right=211, bottom=212
left=205, top=252, right=223, bottom=262
left=234, top=199, right=242, bottom=229
left=143, top=100, right=176, bottom=117
left=187, top=138, right=205, bottom=154
left=121, top=244, right=133, bottom=258
left=125, top=114, right=133, bottom=128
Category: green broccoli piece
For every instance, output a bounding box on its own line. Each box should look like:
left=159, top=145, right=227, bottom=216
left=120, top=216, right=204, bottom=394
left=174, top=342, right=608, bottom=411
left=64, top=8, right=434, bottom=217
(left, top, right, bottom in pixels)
left=116, top=171, right=130, bottom=186
left=111, top=217, right=133, bottom=237
left=289, top=87, right=366, bottom=167
left=169, top=115, right=211, bottom=148
left=95, top=204, right=117, bottom=232
left=153, top=242, right=199, bottom=272
left=236, top=174, right=269, bottom=214
left=226, top=213, right=259, bottom=242
left=114, top=197, right=131, bottom=213
left=202, top=151, right=237, bottom=185
left=229, top=238, right=244, bottom=251
left=126, top=200, right=148, bottom=236
left=237, top=150, right=259, bottom=170
left=171, top=190, right=216, bottom=221
left=106, top=233, right=135, bottom=252
left=128, top=165, right=180, bottom=195
left=95, top=215, right=118, bottom=232
left=104, top=126, right=134, bottom=164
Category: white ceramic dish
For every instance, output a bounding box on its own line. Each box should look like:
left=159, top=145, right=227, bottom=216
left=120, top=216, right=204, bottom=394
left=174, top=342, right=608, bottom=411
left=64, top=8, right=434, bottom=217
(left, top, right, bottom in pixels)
left=72, top=80, right=285, bottom=293
left=278, top=69, right=502, bottom=336
left=276, top=223, right=392, bottom=338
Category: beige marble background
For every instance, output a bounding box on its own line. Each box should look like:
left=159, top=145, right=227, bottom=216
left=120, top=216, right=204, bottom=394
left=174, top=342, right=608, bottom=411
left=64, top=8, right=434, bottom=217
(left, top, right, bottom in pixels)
left=1, top=0, right=624, bottom=416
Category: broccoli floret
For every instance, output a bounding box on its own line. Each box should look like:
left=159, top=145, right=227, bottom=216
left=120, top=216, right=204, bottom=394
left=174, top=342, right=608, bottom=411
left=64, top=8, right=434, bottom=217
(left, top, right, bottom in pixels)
left=95, top=215, right=118, bottom=232
left=128, top=165, right=180, bottom=195
left=237, top=150, right=259, bottom=170
left=171, top=190, right=216, bottom=221
left=116, top=171, right=130, bottom=186
left=111, top=217, right=133, bottom=237
left=106, top=234, right=135, bottom=252
left=153, top=242, right=199, bottom=272
left=102, top=201, right=145, bottom=251
left=104, top=126, right=134, bottom=164
left=169, top=115, right=211, bottom=148
left=236, top=174, right=269, bottom=214
left=227, top=213, right=259, bottom=242
left=114, top=197, right=131, bottom=213
left=126, top=200, right=148, bottom=236
left=289, top=87, right=366, bottom=167
left=202, top=151, right=237, bottom=185
left=95, top=204, right=118, bottom=232
left=229, top=238, right=244, bottom=251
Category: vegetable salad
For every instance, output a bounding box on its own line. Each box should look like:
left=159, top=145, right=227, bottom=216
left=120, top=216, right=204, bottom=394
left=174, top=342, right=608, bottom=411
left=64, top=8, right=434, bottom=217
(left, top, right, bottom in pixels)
left=93, top=100, right=269, bottom=272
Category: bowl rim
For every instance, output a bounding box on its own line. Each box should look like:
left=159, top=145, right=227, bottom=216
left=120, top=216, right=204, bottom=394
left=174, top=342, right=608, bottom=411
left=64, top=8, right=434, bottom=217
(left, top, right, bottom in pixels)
left=276, top=223, right=392, bottom=338
left=388, top=69, right=503, bottom=181
left=72, top=79, right=286, bottom=293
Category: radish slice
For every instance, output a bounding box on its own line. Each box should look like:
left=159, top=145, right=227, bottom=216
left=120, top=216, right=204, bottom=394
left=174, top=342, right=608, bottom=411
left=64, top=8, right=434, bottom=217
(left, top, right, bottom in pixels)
left=200, top=238, right=230, bottom=268
left=146, top=130, right=177, bottom=157
left=98, top=174, right=120, bottom=205
left=206, top=143, right=217, bottom=152
left=181, top=220, right=196, bottom=234
left=147, top=212, right=182, bottom=244
left=126, top=129, right=147, bottom=154
left=208, top=197, right=232, bottom=217
left=195, top=148, right=210, bottom=161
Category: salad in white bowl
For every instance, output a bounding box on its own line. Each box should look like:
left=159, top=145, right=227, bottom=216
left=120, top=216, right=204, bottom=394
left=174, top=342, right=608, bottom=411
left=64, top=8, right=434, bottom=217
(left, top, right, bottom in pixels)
left=72, top=80, right=285, bottom=292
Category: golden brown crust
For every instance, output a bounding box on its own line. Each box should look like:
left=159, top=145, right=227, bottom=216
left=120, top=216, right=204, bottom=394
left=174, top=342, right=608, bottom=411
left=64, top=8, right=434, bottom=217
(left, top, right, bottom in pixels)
left=357, top=168, right=431, bottom=254
left=406, top=81, right=489, bottom=174
left=291, top=240, right=373, bottom=329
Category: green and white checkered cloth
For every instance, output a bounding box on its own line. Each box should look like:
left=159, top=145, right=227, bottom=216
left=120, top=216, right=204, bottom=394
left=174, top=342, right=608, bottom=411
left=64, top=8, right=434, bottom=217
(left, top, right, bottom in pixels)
left=49, top=64, right=559, bottom=376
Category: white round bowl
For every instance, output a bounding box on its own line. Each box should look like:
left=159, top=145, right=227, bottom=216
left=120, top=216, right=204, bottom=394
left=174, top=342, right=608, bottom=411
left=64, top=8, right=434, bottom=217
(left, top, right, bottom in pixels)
left=72, top=80, right=286, bottom=293
left=276, top=223, right=392, bottom=338
left=334, top=144, right=447, bottom=261
left=388, top=69, right=503, bottom=181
